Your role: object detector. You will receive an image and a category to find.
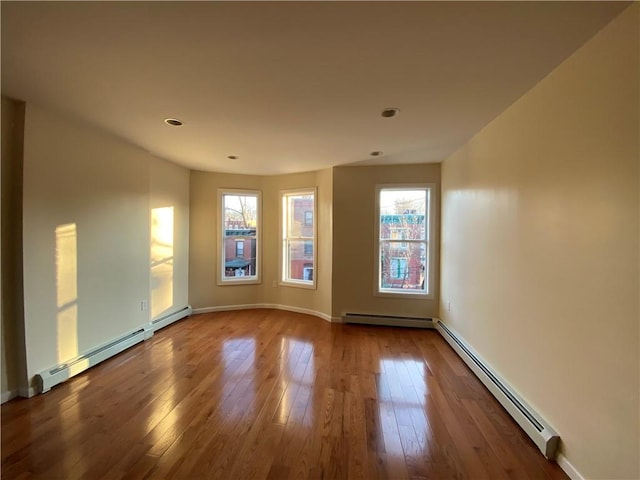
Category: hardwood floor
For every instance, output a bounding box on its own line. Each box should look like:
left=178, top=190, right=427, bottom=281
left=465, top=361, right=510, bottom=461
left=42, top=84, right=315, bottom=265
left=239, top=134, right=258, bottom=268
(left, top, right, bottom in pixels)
left=1, top=310, right=567, bottom=479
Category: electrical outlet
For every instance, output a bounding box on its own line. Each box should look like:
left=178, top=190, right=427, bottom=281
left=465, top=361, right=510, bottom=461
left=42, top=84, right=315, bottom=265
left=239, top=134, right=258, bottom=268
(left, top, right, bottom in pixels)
left=141, top=300, right=148, bottom=311
left=447, top=301, right=451, bottom=312
left=272, top=280, right=277, bottom=288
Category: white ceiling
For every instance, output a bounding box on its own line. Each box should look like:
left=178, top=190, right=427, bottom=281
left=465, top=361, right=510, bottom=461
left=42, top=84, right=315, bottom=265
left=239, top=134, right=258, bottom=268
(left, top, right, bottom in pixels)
left=1, top=1, right=629, bottom=175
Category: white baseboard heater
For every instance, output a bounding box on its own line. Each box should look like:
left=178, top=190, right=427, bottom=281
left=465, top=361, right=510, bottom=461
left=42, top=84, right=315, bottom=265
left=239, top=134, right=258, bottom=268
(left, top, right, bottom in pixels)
left=152, top=305, right=193, bottom=332
left=36, top=325, right=153, bottom=394
left=343, top=312, right=434, bottom=329
left=36, top=305, right=192, bottom=394
left=435, top=319, right=560, bottom=459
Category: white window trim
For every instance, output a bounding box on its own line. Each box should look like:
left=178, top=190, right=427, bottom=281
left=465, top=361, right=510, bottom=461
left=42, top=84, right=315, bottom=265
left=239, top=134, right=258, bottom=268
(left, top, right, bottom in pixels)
left=280, top=187, right=317, bottom=290
left=374, top=183, right=436, bottom=299
left=217, top=188, right=262, bottom=286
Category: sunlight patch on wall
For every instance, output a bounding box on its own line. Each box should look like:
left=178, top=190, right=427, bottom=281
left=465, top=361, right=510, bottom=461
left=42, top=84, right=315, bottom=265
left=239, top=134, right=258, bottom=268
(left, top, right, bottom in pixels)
left=55, top=223, right=78, bottom=363
left=151, top=206, right=174, bottom=319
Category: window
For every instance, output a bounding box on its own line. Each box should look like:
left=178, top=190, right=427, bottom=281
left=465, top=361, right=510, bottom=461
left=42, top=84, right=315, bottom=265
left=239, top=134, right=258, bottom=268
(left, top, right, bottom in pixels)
left=376, top=185, right=433, bottom=296
left=282, top=189, right=316, bottom=287
left=219, top=190, right=260, bottom=284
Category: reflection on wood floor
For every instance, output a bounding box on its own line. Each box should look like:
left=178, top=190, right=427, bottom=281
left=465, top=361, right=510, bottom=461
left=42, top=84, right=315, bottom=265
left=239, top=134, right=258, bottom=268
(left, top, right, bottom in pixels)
left=1, top=309, right=567, bottom=479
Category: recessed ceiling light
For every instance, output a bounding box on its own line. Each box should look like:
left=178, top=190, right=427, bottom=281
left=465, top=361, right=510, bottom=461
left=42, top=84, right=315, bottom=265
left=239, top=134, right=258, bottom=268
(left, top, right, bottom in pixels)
left=227, top=155, right=238, bottom=160
left=381, top=108, right=400, bottom=118
left=164, top=118, right=183, bottom=126
left=370, top=151, right=383, bottom=156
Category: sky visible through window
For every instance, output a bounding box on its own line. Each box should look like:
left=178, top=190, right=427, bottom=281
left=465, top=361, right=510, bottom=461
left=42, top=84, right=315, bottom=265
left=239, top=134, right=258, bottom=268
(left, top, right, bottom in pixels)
left=224, top=194, right=257, bottom=228
left=379, top=189, right=426, bottom=216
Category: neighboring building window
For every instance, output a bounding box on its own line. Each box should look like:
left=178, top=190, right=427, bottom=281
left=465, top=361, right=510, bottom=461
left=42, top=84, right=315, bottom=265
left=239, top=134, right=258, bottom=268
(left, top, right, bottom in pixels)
left=282, top=189, right=316, bottom=287
left=377, top=185, right=433, bottom=296
left=304, top=211, right=313, bottom=226
left=390, top=257, right=408, bottom=279
left=219, top=190, right=260, bottom=284
left=303, top=264, right=314, bottom=281
left=304, top=240, right=313, bottom=256
left=390, top=226, right=408, bottom=250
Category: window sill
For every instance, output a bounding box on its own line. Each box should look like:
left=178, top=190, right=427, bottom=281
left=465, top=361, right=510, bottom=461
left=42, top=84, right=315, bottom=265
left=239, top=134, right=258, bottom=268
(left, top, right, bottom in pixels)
left=218, top=278, right=262, bottom=286
left=374, top=289, right=433, bottom=300
left=280, top=280, right=316, bottom=290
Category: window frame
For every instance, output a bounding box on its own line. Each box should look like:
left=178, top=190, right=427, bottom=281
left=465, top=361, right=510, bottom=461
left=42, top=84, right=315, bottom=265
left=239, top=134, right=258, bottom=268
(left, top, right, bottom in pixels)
left=280, top=188, right=317, bottom=289
left=374, top=183, right=435, bottom=299
left=218, top=188, right=262, bottom=285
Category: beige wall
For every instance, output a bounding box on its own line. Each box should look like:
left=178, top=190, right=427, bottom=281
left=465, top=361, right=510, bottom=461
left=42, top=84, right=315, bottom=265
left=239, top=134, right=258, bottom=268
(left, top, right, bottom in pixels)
left=332, top=164, right=440, bottom=319
left=262, top=170, right=333, bottom=316
left=189, top=171, right=263, bottom=309
left=189, top=169, right=333, bottom=318
left=440, top=5, right=639, bottom=479
left=21, top=104, right=190, bottom=391
left=1, top=97, right=26, bottom=398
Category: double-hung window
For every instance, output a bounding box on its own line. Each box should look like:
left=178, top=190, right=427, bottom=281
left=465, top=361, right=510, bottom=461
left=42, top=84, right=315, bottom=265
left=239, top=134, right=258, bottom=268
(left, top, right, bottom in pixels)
left=376, top=185, right=434, bottom=297
left=219, top=189, right=261, bottom=284
left=281, top=189, right=316, bottom=288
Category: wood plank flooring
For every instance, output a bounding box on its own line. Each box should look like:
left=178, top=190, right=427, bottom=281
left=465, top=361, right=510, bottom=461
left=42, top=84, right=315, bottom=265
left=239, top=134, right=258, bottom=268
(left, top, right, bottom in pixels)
left=1, top=309, right=568, bottom=479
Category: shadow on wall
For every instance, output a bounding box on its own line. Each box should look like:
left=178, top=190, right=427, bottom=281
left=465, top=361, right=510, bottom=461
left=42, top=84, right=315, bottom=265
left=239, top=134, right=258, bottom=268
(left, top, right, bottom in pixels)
left=151, top=206, right=174, bottom=319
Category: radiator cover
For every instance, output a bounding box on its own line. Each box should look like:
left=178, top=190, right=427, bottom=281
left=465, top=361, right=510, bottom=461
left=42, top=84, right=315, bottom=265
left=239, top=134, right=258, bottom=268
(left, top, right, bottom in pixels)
left=435, top=318, right=560, bottom=459
left=36, top=306, right=192, bottom=394
left=343, top=312, right=434, bottom=328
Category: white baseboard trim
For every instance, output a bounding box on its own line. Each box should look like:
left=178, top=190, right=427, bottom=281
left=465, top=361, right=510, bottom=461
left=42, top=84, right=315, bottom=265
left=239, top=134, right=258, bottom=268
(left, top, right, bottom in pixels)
left=192, top=304, right=258, bottom=315
left=192, top=303, right=334, bottom=322
left=261, top=303, right=332, bottom=322
left=1, top=389, right=18, bottom=403
left=556, top=453, right=584, bottom=480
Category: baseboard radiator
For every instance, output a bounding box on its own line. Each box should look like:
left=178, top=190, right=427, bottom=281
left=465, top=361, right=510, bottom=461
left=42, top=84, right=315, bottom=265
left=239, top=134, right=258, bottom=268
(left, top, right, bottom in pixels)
left=36, top=326, right=152, bottom=394
left=36, top=306, right=192, bottom=394
left=152, top=305, right=193, bottom=332
left=435, top=319, right=560, bottom=459
left=343, top=312, right=434, bottom=329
